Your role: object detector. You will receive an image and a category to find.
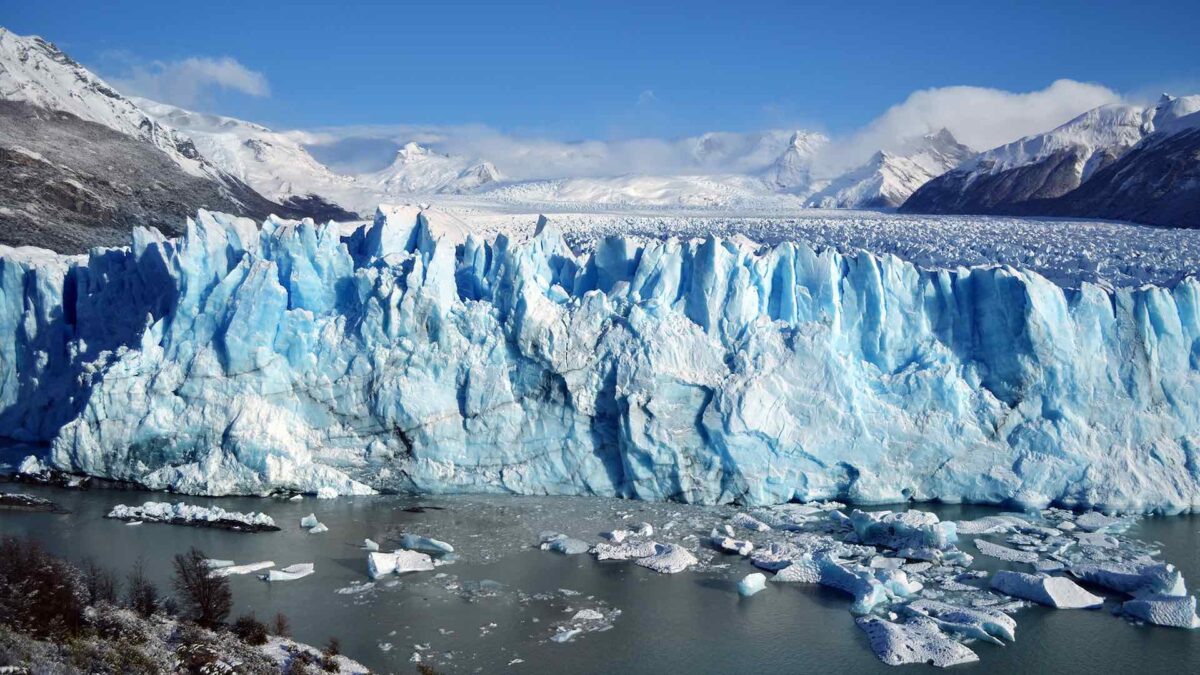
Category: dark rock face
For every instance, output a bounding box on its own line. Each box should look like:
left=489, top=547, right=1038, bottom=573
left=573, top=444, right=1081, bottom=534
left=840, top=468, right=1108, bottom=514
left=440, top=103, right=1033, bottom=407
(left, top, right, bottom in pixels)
left=900, top=149, right=1089, bottom=215
left=1041, top=129, right=1200, bottom=229
left=0, top=101, right=354, bottom=253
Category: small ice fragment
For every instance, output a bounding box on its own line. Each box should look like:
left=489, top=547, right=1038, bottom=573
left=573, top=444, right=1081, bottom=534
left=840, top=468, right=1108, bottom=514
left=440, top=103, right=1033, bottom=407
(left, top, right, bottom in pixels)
left=204, top=559, right=235, bottom=569
left=540, top=533, right=590, bottom=555
left=602, top=529, right=630, bottom=543
left=369, top=550, right=434, bottom=578
left=856, top=616, right=979, bottom=667
left=363, top=538, right=380, bottom=551
left=289, top=494, right=303, bottom=501
left=551, top=627, right=582, bottom=643
left=974, top=538, right=1039, bottom=563
left=731, top=512, right=770, bottom=532
left=262, top=563, right=314, bottom=582
left=571, top=609, right=604, bottom=622
left=210, top=561, right=274, bottom=577
left=300, top=514, right=319, bottom=528
left=635, top=543, right=697, bottom=574
left=126, top=521, right=143, bottom=526
left=308, top=522, right=328, bottom=534
left=738, top=573, right=767, bottom=597
left=990, top=570, right=1103, bottom=609
left=631, top=522, right=654, bottom=537
left=1121, top=594, right=1200, bottom=629
left=400, top=533, right=454, bottom=553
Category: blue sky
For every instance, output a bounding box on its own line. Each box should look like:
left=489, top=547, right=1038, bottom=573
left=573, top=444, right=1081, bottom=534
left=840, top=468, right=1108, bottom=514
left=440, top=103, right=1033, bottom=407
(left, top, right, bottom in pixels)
left=6, top=0, right=1198, bottom=141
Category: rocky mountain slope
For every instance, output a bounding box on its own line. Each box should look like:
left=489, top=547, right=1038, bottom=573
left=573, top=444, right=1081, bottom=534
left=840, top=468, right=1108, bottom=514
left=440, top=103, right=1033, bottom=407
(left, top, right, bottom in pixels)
left=902, top=95, right=1200, bottom=227
left=0, top=28, right=349, bottom=251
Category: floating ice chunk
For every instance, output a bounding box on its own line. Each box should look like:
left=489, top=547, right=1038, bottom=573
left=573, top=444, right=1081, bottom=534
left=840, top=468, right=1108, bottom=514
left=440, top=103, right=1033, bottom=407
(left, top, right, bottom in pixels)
left=571, top=609, right=605, bottom=622
left=856, top=616, right=979, bottom=667
left=1121, top=594, right=1200, bottom=629
left=1073, top=531, right=1118, bottom=548
left=17, top=455, right=49, bottom=477
left=592, top=540, right=659, bottom=561
left=878, top=569, right=923, bottom=598
left=973, top=539, right=1039, bottom=564
left=771, top=558, right=822, bottom=583
left=601, top=529, right=630, bottom=543
left=263, top=563, right=314, bottom=582
left=635, top=543, right=698, bottom=574
left=369, top=550, right=434, bottom=578
left=731, top=512, right=770, bottom=532
left=631, top=522, right=654, bottom=537
left=869, top=556, right=906, bottom=570
left=107, top=502, right=277, bottom=531
left=204, top=559, right=235, bottom=569
left=363, top=539, right=380, bottom=551
left=905, top=599, right=1017, bottom=644
left=540, top=533, right=590, bottom=555
left=288, top=495, right=303, bottom=501
left=316, top=487, right=338, bottom=499
left=711, top=528, right=754, bottom=556
left=211, top=561, right=275, bottom=577
left=551, top=627, right=582, bottom=643
left=1073, top=512, right=1126, bottom=533
left=300, top=514, right=319, bottom=528
left=990, top=571, right=1103, bottom=609
left=851, top=510, right=957, bottom=551
left=308, top=522, right=328, bottom=534
left=1069, top=562, right=1187, bottom=597
left=738, top=573, right=767, bottom=597
left=818, top=559, right=890, bottom=615
left=399, top=533, right=454, bottom=553
left=125, top=521, right=143, bottom=526
left=1034, top=560, right=1066, bottom=574
left=954, top=515, right=1028, bottom=535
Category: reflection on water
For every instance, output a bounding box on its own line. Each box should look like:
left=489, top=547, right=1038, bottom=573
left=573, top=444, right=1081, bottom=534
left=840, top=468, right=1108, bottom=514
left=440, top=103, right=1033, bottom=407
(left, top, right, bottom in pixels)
left=0, top=485, right=1196, bottom=674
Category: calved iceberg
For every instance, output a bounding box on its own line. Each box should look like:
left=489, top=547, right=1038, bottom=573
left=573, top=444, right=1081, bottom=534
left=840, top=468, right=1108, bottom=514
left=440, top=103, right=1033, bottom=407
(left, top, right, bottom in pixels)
left=1, top=205, right=1199, bottom=510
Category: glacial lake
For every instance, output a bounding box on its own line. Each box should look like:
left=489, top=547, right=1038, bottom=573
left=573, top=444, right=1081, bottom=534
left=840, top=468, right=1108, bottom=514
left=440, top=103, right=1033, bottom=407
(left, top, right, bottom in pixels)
left=1, top=485, right=1197, bottom=674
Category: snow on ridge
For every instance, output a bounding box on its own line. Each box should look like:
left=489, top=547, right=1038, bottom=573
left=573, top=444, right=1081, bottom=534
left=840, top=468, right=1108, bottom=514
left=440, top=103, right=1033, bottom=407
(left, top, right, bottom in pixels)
left=0, top=207, right=1197, bottom=510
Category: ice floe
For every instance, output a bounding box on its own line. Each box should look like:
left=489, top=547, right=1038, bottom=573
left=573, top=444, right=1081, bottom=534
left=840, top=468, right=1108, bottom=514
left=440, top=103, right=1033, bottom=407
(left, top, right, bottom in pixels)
left=262, top=563, right=314, bottom=582
left=990, top=571, right=1104, bottom=609
left=738, top=573, right=767, bottom=597
left=369, top=550, right=435, bottom=578
left=107, top=502, right=278, bottom=531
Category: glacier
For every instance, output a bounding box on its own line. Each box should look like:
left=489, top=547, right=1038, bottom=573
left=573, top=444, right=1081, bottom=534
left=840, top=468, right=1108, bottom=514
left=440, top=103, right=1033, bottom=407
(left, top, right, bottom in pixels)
left=1, top=205, right=1199, bottom=511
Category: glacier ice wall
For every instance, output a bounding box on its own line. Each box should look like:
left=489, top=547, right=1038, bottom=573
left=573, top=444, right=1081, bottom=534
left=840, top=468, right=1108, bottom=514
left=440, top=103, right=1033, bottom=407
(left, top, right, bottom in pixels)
left=1, top=206, right=1198, bottom=511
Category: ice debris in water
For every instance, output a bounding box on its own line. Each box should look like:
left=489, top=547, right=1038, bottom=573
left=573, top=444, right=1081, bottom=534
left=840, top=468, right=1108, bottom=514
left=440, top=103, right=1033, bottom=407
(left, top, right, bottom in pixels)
left=1121, top=595, right=1200, bottom=629
left=856, top=616, right=980, bottom=668
left=738, top=573, right=767, bottom=597
left=711, top=525, right=754, bottom=556
left=211, top=561, right=275, bottom=578
left=849, top=510, right=957, bottom=551
left=363, top=538, right=380, bottom=551
left=400, top=533, right=454, bottom=553
left=973, top=539, right=1040, bottom=564
left=990, top=571, right=1104, bottom=609
left=635, top=544, right=699, bottom=574
left=368, top=550, right=435, bottom=578
left=262, top=563, right=314, bottom=582
left=308, top=522, right=328, bottom=534
left=107, top=502, right=277, bottom=531
left=203, top=559, right=234, bottom=569
left=539, top=532, right=591, bottom=555
left=731, top=513, right=770, bottom=532
left=300, top=514, right=319, bottom=528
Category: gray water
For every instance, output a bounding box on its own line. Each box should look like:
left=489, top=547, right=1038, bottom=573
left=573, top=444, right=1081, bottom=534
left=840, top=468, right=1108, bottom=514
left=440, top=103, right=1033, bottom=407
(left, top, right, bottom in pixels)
left=1, top=485, right=1197, bottom=674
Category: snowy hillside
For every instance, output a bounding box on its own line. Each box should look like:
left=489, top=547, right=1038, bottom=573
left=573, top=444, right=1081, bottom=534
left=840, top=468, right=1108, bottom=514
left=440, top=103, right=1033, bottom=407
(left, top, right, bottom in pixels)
left=480, top=173, right=805, bottom=209
left=807, top=129, right=973, bottom=209
left=134, top=98, right=361, bottom=210
left=0, top=28, right=221, bottom=180
left=368, top=142, right=500, bottom=195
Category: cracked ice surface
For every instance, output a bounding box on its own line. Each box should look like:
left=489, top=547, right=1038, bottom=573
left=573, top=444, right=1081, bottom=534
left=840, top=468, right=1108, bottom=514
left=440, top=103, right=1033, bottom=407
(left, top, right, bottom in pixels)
left=1, top=206, right=1199, bottom=510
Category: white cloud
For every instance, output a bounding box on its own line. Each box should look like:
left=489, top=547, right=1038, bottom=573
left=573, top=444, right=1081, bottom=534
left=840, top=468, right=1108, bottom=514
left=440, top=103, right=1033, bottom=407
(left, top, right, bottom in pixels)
left=295, top=79, right=1124, bottom=181
left=637, top=89, right=657, bottom=106
left=817, top=79, right=1122, bottom=173
left=110, top=56, right=270, bottom=108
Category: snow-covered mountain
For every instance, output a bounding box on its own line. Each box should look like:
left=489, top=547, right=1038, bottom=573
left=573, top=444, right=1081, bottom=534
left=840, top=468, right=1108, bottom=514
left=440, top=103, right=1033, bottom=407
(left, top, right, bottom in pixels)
left=902, top=96, right=1200, bottom=224
left=133, top=98, right=360, bottom=214
left=0, top=27, right=356, bottom=250
left=0, top=27, right=219, bottom=180
left=807, top=129, right=973, bottom=209
left=368, top=142, right=501, bottom=195
left=481, top=173, right=802, bottom=209
left=764, top=131, right=825, bottom=192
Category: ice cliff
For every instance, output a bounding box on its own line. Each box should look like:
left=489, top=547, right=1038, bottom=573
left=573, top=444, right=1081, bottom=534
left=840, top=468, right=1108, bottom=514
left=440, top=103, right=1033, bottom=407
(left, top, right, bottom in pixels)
left=2, top=206, right=1199, bottom=511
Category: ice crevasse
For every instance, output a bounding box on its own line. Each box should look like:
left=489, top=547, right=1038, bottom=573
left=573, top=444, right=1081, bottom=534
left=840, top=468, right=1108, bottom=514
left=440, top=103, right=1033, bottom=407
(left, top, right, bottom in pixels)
left=1, top=205, right=1198, bottom=511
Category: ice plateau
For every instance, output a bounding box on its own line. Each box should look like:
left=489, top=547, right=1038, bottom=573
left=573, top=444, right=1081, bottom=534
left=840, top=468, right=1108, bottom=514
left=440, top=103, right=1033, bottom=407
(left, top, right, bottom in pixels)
left=2, top=205, right=1200, bottom=511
